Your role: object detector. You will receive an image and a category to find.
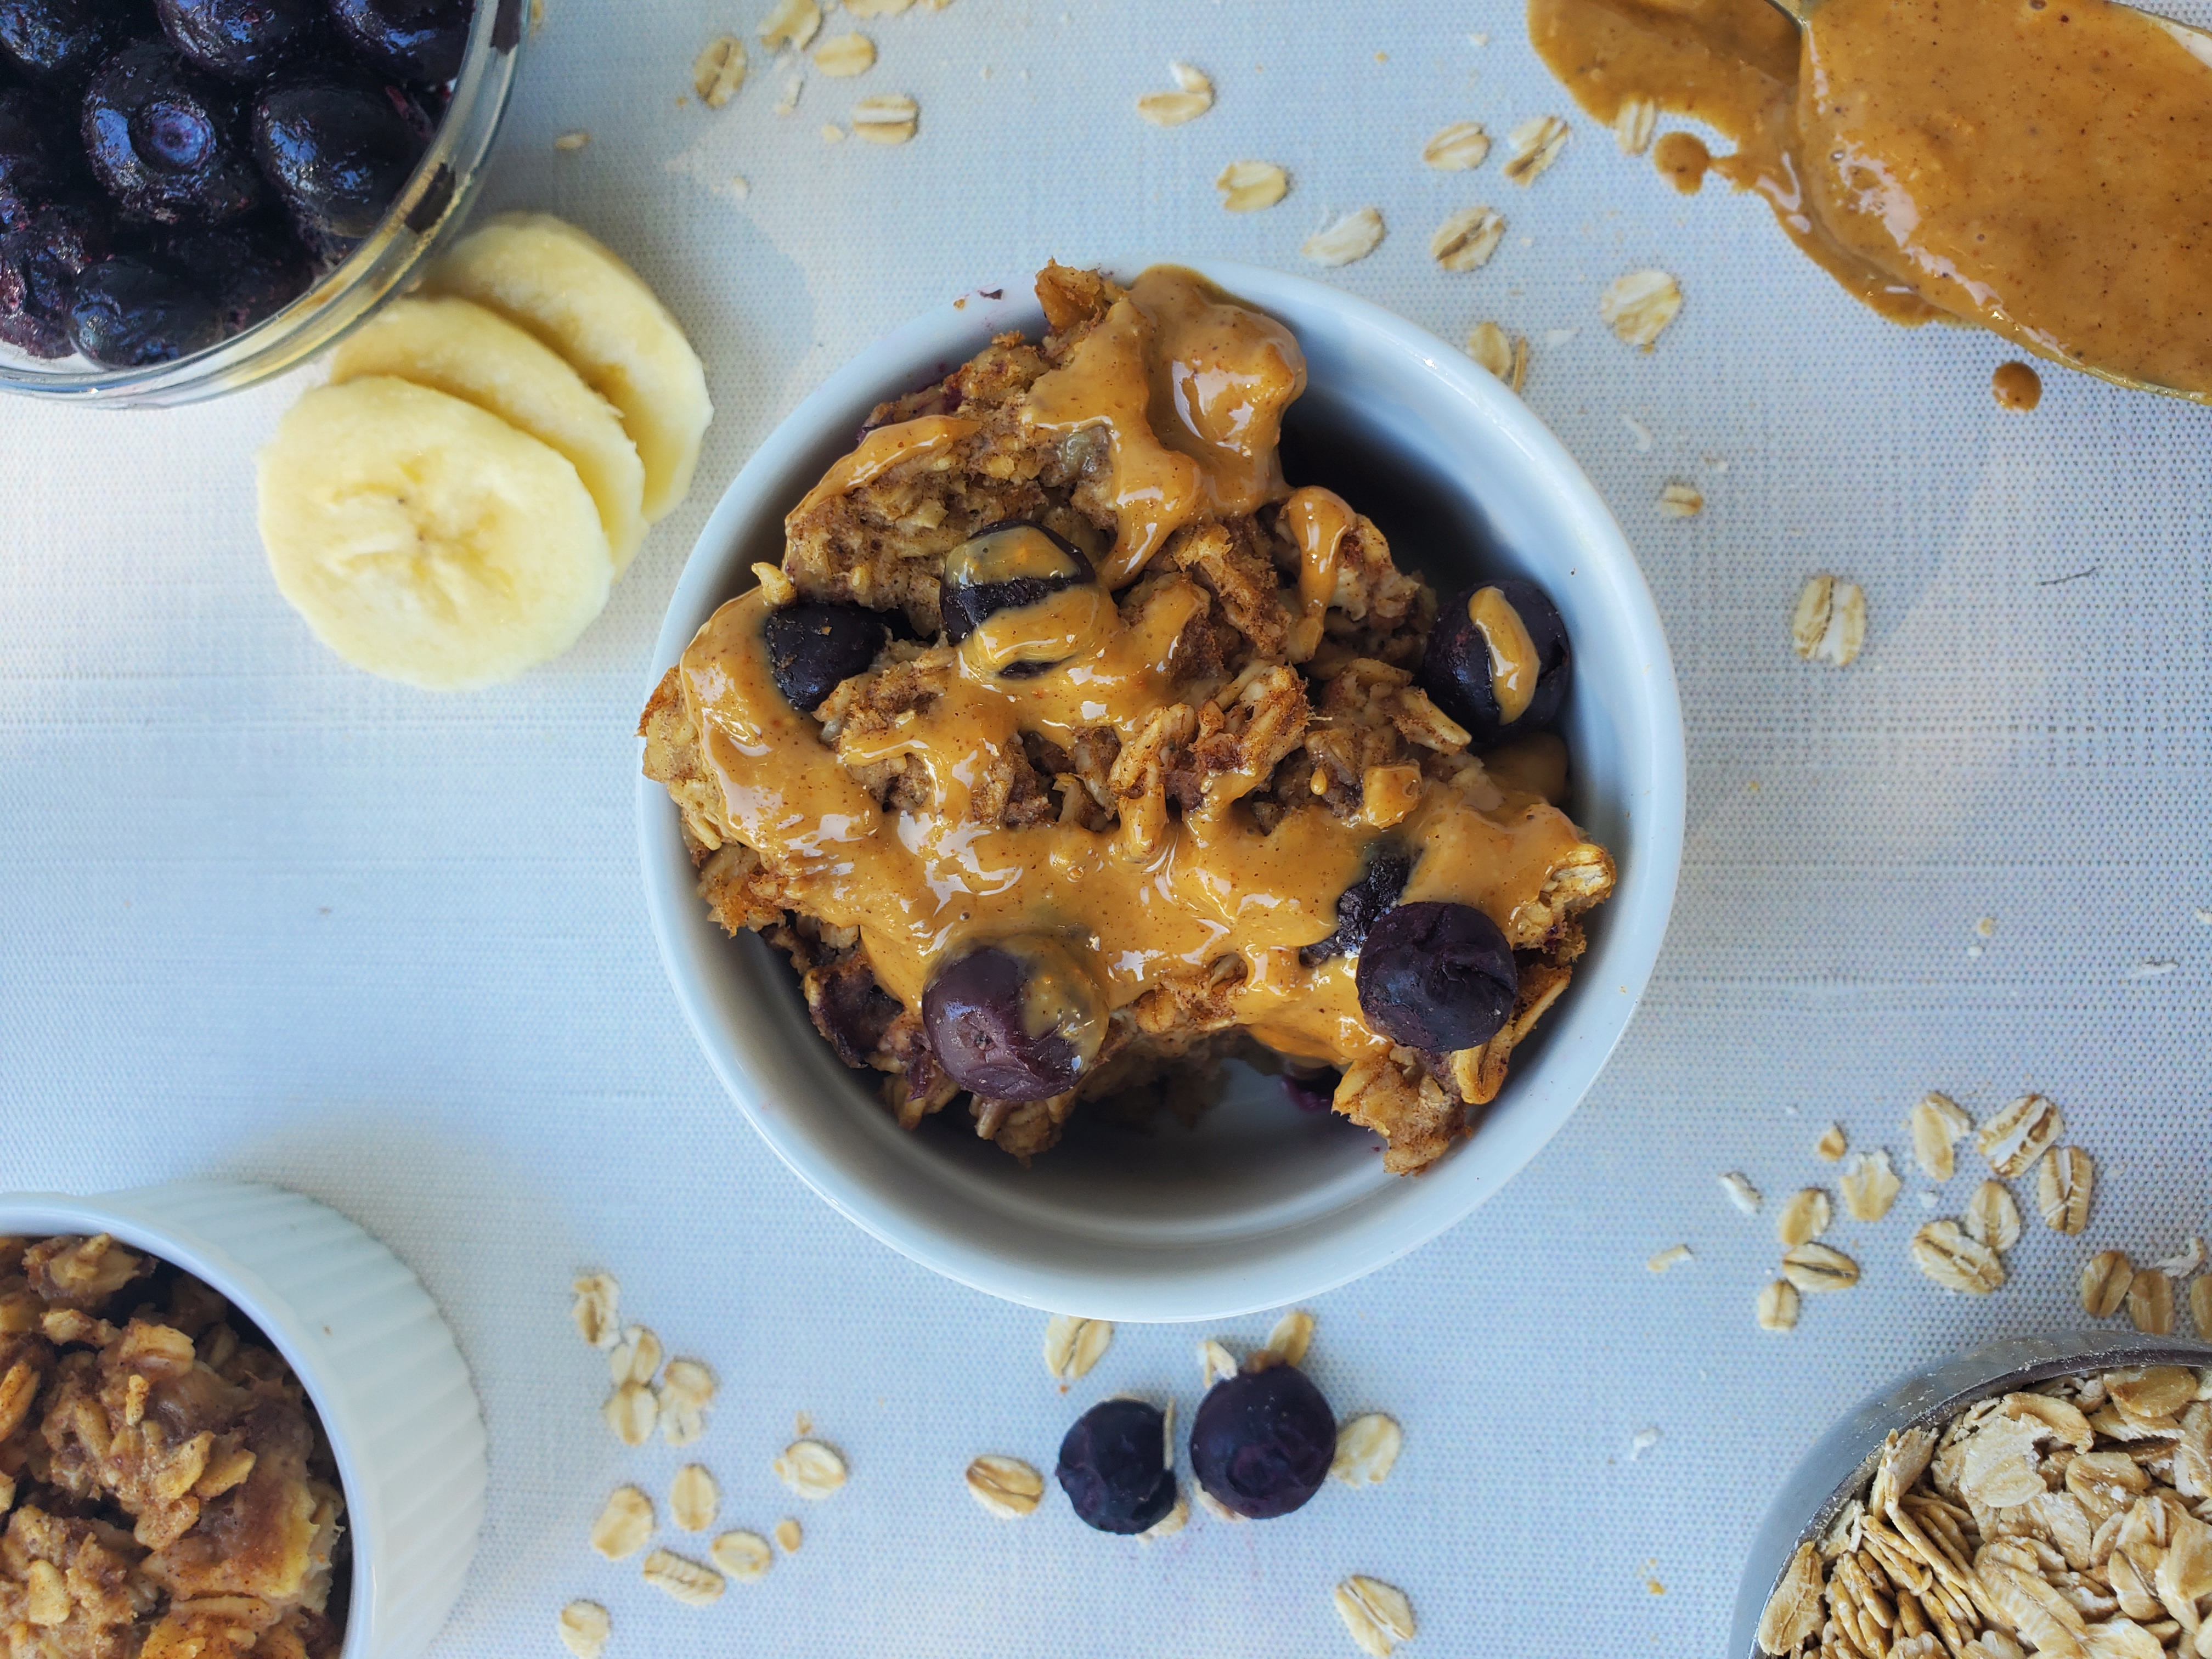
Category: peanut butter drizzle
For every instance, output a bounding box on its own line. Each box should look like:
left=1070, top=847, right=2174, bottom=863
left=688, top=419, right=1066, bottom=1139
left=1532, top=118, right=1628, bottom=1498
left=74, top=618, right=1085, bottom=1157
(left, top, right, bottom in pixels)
left=1280, top=486, right=1356, bottom=664
left=789, top=415, right=981, bottom=527
left=680, top=581, right=1587, bottom=1069
left=1026, top=267, right=1307, bottom=589
left=1467, top=587, right=1542, bottom=725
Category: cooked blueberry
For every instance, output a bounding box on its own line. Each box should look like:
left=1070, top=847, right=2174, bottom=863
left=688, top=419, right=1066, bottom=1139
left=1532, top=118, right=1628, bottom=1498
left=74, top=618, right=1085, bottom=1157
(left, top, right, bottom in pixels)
left=921, top=936, right=1104, bottom=1102
left=1354, top=900, right=1517, bottom=1052
left=938, top=520, right=1094, bottom=647
left=328, top=0, right=466, bottom=86
left=1189, top=1363, right=1334, bottom=1520
left=1056, top=1397, right=1177, bottom=1535
left=0, top=0, right=143, bottom=82
left=154, top=0, right=318, bottom=78
left=0, top=197, right=109, bottom=352
left=761, top=600, right=887, bottom=713
left=160, top=215, right=303, bottom=329
left=1299, top=848, right=1409, bottom=967
left=1280, top=1066, right=1340, bottom=1114
left=1417, top=578, right=1570, bottom=746
left=0, top=85, right=77, bottom=229
left=250, top=71, right=426, bottom=245
left=68, top=251, right=217, bottom=363
left=82, top=39, right=262, bottom=224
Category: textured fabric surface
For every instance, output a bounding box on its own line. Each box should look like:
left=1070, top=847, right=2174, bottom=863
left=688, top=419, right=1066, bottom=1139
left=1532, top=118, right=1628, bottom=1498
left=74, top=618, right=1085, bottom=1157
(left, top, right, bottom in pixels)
left=3, top=3, right=2210, bottom=1656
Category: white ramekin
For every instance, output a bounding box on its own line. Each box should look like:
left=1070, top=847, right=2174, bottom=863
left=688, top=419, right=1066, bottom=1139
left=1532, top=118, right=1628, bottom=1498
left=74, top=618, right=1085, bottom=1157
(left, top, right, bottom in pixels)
left=638, top=259, right=1687, bottom=1322
left=0, top=1180, right=487, bottom=1659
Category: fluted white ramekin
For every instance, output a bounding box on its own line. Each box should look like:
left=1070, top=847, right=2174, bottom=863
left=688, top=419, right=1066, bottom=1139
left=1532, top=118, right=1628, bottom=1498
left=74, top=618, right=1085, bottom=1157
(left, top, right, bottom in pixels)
left=0, top=1180, right=488, bottom=1659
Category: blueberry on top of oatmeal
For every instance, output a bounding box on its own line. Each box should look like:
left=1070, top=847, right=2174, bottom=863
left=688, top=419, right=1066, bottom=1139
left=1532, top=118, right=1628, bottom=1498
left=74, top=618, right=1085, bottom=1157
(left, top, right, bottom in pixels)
left=1418, top=578, right=1571, bottom=746
left=763, top=600, right=890, bottom=713
left=640, top=262, right=1617, bottom=1173
left=1190, top=1362, right=1334, bottom=1519
left=1056, top=1397, right=1177, bottom=1535
left=1355, top=900, right=1519, bottom=1052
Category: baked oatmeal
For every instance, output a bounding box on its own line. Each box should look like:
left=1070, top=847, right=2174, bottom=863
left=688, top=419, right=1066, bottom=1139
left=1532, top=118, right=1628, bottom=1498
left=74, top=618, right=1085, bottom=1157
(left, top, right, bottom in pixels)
left=0, top=1233, right=346, bottom=1659
left=641, top=262, right=1616, bottom=1173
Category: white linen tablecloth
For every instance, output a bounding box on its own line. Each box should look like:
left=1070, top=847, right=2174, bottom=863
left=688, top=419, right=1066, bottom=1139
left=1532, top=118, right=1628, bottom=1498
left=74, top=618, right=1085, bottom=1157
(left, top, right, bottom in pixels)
left=3, top=2, right=2208, bottom=1655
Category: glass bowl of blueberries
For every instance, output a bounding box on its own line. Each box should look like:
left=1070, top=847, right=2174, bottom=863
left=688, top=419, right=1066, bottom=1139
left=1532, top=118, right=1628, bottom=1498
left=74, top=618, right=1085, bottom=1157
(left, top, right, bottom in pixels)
left=0, top=0, right=521, bottom=404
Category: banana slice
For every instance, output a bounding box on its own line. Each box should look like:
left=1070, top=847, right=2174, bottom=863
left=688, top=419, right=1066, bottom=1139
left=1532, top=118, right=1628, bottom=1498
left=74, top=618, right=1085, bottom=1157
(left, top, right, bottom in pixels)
left=425, top=212, right=712, bottom=522
left=330, top=295, right=648, bottom=576
left=257, top=376, right=612, bottom=691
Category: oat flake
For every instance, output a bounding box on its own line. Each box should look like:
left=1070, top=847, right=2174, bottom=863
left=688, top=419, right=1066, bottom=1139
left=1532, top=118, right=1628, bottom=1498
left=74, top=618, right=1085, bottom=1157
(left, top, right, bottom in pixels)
left=1910, top=1220, right=2005, bottom=1294
left=670, top=1464, right=718, bottom=1533
left=774, top=1517, right=803, bottom=1553
left=1978, top=1093, right=2064, bottom=1177
left=1791, top=574, right=1866, bottom=667
left=1839, top=1150, right=1901, bottom=1222
left=709, top=1531, right=772, bottom=1581
left=1302, top=207, right=1385, bottom=267
left=843, top=0, right=910, bottom=13
left=1757, top=1279, right=1799, bottom=1332
left=1600, top=269, right=1681, bottom=349
left=603, top=1383, right=656, bottom=1448
left=557, top=1601, right=609, bottom=1659
left=1465, top=321, right=1528, bottom=392
left=1260, top=1308, right=1314, bottom=1368
left=813, top=31, right=873, bottom=75
left=1502, top=114, right=1570, bottom=183
left=1613, top=95, right=1657, bottom=155
left=1819, top=1123, right=1854, bottom=1161
left=1043, top=1314, right=1114, bottom=1380
left=1910, top=1092, right=1972, bottom=1180
left=692, top=36, right=748, bottom=106
left=1645, top=1243, right=1694, bottom=1273
left=1431, top=206, right=1505, bottom=272
left=1965, top=1179, right=2023, bottom=1252
left=965, top=1454, right=1045, bottom=1518
left=1422, top=121, right=1491, bottom=170
left=1199, top=1338, right=1239, bottom=1387
left=1776, top=1189, right=1832, bottom=1249
left=1216, top=159, right=1288, bottom=212
left=570, top=1274, right=619, bottom=1348
left=774, top=1438, right=848, bottom=1499
left=2128, top=1268, right=2176, bottom=1335
left=1330, top=1414, right=1403, bottom=1487
left=641, top=1549, right=724, bottom=1607
left=2081, top=1248, right=2134, bottom=1316
left=1718, top=1171, right=1762, bottom=1215
left=608, top=1326, right=662, bottom=1389
left=850, top=92, right=916, bottom=142
left=589, top=1486, right=654, bottom=1561
left=1333, top=1576, right=1416, bottom=1657
left=2188, top=1275, right=2211, bottom=1335
left=757, top=0, right=820, bottom=50
left=1781, top=1242, right=1858, bottom=1291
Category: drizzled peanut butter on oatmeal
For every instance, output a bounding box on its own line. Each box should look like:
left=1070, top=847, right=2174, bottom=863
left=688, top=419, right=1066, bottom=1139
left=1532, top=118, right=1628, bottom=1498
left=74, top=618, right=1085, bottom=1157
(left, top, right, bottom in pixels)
left=641, top=263, right=1615, bottom=1172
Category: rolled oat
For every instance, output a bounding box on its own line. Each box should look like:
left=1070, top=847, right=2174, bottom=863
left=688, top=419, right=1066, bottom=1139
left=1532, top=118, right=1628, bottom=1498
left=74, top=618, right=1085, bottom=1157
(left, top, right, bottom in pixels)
left=1331, top=1414, right=1403, bottom=1487
left=1598, top=269, right=1681, bottom=349
left=1043, top=1314, right=1113, bottom=1380
left=557, top=1601, right=610, bottom=1659
left=1790, top=574, right=1866, bottom=667
left=1502, top=114, right=1570, bottom=183
left=812, top=31, right=873, bottom=75
left=1782, top=1243, right=1858, bottom=1292
left=1757, top=1279, right=1800, bottom=1332
left=850, top=92, right=917, bottom=143
left=965, top=1454, right=1045, bottom=1517
left=1839, top=1149, right=1901, bottom=1222
left=1260, top=1308, right=1315, bottom=1368
left=774, top=1438, right=849, bottom=1499
left=1302, top=207, right=1386, bottom=267
left=2082, top=1251, right=2134, bottom=1317
left=571, top=1273, right=619, bottom=1347
left=710, top=1530, right=772, bottom=1581
left=1777, top=1189, right=1832, bottom=1248
left=2126, top=1268, right=2176, bottom=1335
left=757, top=0, right=820, bottom=50
left=1910, top=1220, right=2005, bottom=1294
left=1333, top=1576, right=1416, bottom=1657
left=1216, top=159, right=1289, bottom=212
left=670, top=1464, right=718, bottom=1532
left=1430, top=205, right=1505, bottom=272
left=1977, top=1093, right=2063, bottom=1177
left=641, top=1548, right=724, bottom=1607
left=2035, top=1147, right=2094, bottom=1234
left=1910, top=1092, right=1971, bottom=1180
left=603, top=1383, right=657, bottom=1447
left=1422, top=121, right=1491, bottom=170
left=590, top=1486, right=655, bottom=1560
left=774, top=1517, right=803, bottom=1553
left=692, top=36, right=748, bottom=106
left=1965, top=1180, right=2022, bottom=1252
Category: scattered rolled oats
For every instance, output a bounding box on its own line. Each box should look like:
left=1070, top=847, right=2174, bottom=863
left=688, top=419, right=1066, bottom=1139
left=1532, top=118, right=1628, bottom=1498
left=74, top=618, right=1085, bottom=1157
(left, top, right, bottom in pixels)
left=774, top=1439, right=848, bottom=1499
left=1978, top=1093, right=2063, bottom=1177
left=1839, top=1150, right=1901, bottom=1222
left=557, top=1601, right=610, bottom=1659
left=1216, top=159, right=1288, bottom=212
left=1613, top=95, right=1657, bottom=155
left=641, top=1548, right=724, bottom=1607
left=1719, top=1171, right=1763, bottom=1215
left=1430, top=205, right=1506, bottom=272
left=1756, top=1542, right=1823, bottom=1655
left=1757, top=1279, right=1800, bottom=1332
left=774, top=1518, right=803, bottom=1553
left=1465, top=321, right=1528, bottom=393
left=1199, top=1338, right=1239, bottom=1387
left=1302, top=207, right=1385, bottom=267
left=1136, top=62, right=1212, bottom=126
left=1333, top=1576, right=1416, bottom=1658
left=609, top=1326, right=662, bottom=1388
left=554, top=129, right=592, bottom=151
left=2036, top=1147, right=2094, bottom=1234
left=1781, top=1243, right=1858, bottom=1292
left=1422, top=121, right=1491, bottom=170
left=1910, top=1220, right=2005, bottom=1294
left=603, top=1383, right=657, bottom=1447
left=773, top=72, right=802, bottom=114
left=964, top=1454, right=1045, bottom=1518
left=1777, top=1189, right=1833, bottom=1249
left=819, top=122, right=844, bottom=143
left=1043, top=1314, right=1114, bottom=1380
left=2150, top=1235, right=2205, bottom=1276
left=757, top=0, right=820, bottom=51
left=1790, top=574, right=1867, bottom=667
left=692, top=34, right=749, bottom=105
left=812, top=31, right=873, bottom=75
left=1965, top=1179, right=2022, bottom=1252
left=590, top=1486, right=655, bottom=1560
left=1331, top=1414, right=1403, bottom=1487
left=2190, top=1274, right=2212, bottom=1336
left=2127, top=1268, right=2176, bottom=1335
left=1502, top=114, right=1570, bottom=183
left=709, top=1530, right=772, bottom=1581
left=850, top=92, right=916, bottom=142
left=2082, top=1249, right=2134, bottom=1316
left=570, top=1273, right=619, bottom=1348
left=1646, top=1243, right=1694, bottom=1273
left=1599, top=269, right=1681, bottom=349
left=670, top=1464, right=718, bottom=1533
left=1260, top=1309, right=1315, bottom=1368
left=1656, top=482, right=1704, bottom=518
left=661, top=1360, right=714, bottom=1445
left=1910, top=1092, right=1971, bottom=1180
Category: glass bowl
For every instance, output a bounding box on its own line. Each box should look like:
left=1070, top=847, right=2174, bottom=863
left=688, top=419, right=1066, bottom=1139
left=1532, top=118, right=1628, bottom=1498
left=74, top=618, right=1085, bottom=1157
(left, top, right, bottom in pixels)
left=0, top=0, right=524, bottom=407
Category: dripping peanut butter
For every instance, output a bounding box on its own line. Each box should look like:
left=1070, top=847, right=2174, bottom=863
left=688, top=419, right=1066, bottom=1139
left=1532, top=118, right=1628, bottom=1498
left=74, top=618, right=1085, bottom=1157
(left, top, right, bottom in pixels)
left=1531, top=0, right=2212, bottom=398
left=641, top=263, right=1615, bottom=1174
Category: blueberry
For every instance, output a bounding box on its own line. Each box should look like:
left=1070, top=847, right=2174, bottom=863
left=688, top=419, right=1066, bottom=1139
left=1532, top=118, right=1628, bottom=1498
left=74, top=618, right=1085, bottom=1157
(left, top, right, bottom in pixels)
left=938, top=520, right=1094, bottom=648
left=0, top=0, right=143, bottom=83
left=154, top=0, right=319, bottom=79
left=1417, top=578, right=1571, bottom=746
left=160, top=214, right=303, bottom=330
left=761, top=600, right=888, bottom=713
left=328, top=0, right=466, bottom=86
left=0, top=84, right=77, bottom=229
left=1354, top=900, right=1517, bottom=1052
left=1055, top=1398, right=1177, bottom=1535
left=1280, top=1066, right=1340, bottom=1114
left=67, top=250, right=217, bottom=363
left=250, top=71, right=426, bottom=245
left=921, top=936, right=1105, bottom=1102
left=1189, top=1363, right=1335, bottom=1520
left=81, top=39, right=263, bottom=224
left=0, top=196, right=109, bottom=353
left=1299, top=848, right=1409, bottom=967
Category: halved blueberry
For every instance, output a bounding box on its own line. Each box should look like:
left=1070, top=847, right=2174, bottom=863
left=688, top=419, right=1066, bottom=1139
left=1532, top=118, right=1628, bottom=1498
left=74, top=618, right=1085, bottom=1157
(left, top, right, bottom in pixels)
left=1417, top=578, right=1570, bottom=746
left=1056, top=1397, right=1177, bottom=1535
left=1189, top=1363, right=1334, bottom=1520
left=1353, top=900, right=1517, bottom=1052
left=760, top=600, right=887, bottom=713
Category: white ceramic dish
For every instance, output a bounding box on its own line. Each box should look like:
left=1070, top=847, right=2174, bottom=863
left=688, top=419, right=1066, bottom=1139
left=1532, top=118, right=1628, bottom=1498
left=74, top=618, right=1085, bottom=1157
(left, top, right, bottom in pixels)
left=0, top=1180, right=487, bottom=1659
left=639, top=259, right=1685, bottom=1322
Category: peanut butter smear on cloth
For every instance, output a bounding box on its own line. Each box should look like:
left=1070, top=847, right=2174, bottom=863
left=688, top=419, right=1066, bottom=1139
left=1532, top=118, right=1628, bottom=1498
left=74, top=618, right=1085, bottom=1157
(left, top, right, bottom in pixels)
left=1530, top=0, right=2212, bottom=399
